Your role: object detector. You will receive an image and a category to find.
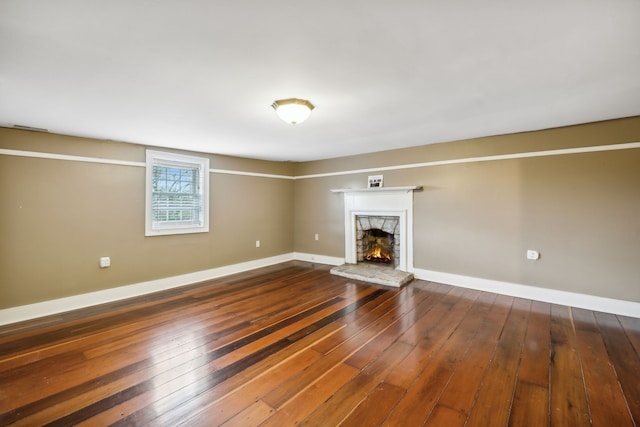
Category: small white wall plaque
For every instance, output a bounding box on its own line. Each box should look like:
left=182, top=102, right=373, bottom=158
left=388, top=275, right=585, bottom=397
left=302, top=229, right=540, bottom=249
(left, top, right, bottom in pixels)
left=368, top=175, right=383, bottom=188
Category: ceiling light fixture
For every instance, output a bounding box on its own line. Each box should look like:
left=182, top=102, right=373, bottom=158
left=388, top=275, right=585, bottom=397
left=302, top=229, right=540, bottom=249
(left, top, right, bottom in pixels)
left=271, top=98, right=315, bottom=125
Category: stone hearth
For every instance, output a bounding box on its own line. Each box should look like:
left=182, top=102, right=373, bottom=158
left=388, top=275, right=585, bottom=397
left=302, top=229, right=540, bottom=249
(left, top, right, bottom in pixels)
left=330, top=263, right=414, bottom=287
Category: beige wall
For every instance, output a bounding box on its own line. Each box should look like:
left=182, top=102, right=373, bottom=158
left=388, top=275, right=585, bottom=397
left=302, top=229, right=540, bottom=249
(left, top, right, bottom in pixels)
left=294, top=117, right=640, bottom=302
left=2, top=117, right=639, bottom=310
left=0, top=128, right=294, bottom=308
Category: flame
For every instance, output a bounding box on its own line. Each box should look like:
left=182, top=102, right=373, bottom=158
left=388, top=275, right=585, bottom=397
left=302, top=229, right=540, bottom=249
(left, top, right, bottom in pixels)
left=370, top=247, right=383, bottom=258
left=365, top=246, right=392, bottom=263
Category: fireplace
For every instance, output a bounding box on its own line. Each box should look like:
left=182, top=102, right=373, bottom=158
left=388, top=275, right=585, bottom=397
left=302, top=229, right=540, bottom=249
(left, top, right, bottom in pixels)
left=356, top=215, right=400, bottom=268
left=333, top=186, right=420, bottom=274
left=330, top=186, right=420, bottom=287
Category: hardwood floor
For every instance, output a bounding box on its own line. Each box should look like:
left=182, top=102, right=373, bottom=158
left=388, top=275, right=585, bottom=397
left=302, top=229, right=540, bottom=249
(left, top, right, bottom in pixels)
left=1, top=261, right=638, bottom=426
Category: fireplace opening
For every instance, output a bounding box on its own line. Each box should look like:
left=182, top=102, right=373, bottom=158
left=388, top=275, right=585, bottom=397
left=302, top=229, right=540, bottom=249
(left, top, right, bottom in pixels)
left=362, top=228, right=394, bottom=264
left=356, top=215, right=400, bottom=268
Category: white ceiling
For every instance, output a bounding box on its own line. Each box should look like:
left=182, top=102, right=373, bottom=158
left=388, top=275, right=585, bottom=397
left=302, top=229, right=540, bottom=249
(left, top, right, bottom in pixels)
left=1, top=1, right=639, bottom=162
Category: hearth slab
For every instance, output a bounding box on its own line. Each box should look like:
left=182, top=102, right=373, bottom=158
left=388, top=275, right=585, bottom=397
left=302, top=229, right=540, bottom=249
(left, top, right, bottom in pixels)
left=330, top=263, right=414, bottom=287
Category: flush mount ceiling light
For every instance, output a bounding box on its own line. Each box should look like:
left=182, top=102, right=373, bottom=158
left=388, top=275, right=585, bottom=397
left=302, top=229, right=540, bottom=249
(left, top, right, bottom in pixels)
left=271, top=98, right=315, bottom=125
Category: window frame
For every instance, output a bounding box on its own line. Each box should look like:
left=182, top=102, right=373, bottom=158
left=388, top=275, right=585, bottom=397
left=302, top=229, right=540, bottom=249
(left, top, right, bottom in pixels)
left=145, top=150, right=210, bottom=236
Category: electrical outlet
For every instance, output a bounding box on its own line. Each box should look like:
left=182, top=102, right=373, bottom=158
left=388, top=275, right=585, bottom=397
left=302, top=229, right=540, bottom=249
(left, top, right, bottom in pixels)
left=99, top=257, right=111, bottom=268
left=526, top=250, right=540, bottom=260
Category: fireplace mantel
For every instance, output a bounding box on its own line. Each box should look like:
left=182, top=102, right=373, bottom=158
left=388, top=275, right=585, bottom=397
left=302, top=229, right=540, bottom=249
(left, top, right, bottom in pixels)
left=330, top=186, right=422, bottom=193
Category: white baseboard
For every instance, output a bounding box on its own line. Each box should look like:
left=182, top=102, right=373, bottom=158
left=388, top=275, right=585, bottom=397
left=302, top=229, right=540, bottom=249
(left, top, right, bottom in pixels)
left=0, top=253, right=295, bottom=326
left=414, top=268, right=640, bottom=318
left=4, top=256, right=636, bottom=326
left=293, top=252, right=345, bottom=266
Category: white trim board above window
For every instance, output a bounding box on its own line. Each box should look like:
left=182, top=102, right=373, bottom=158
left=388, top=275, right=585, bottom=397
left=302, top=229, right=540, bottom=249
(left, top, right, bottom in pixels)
left=145, top=150, right=209, bottom=236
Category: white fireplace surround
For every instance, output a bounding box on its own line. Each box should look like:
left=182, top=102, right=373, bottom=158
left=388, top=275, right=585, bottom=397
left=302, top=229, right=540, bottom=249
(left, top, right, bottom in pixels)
left=332, top=187, right=420, bottom=272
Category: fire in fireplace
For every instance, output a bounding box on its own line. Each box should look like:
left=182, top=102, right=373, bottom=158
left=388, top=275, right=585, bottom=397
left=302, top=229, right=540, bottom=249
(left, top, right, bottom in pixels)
left=356, top=214, right=400, bottom=268
left=362, top=228, right=394, bottom=265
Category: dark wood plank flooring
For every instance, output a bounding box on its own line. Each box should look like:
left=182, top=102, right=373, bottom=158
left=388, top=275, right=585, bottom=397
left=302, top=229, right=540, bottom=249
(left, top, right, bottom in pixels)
left=0, top=261, right=638, bottom=426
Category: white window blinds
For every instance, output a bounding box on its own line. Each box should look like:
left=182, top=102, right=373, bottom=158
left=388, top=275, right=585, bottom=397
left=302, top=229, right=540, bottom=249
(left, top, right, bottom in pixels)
left=145, top=150, right=209, bottom=236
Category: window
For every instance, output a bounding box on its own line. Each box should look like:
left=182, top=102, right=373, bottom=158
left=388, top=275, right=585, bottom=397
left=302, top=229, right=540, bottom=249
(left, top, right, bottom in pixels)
left=145, top=150, right=209, bottom=236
